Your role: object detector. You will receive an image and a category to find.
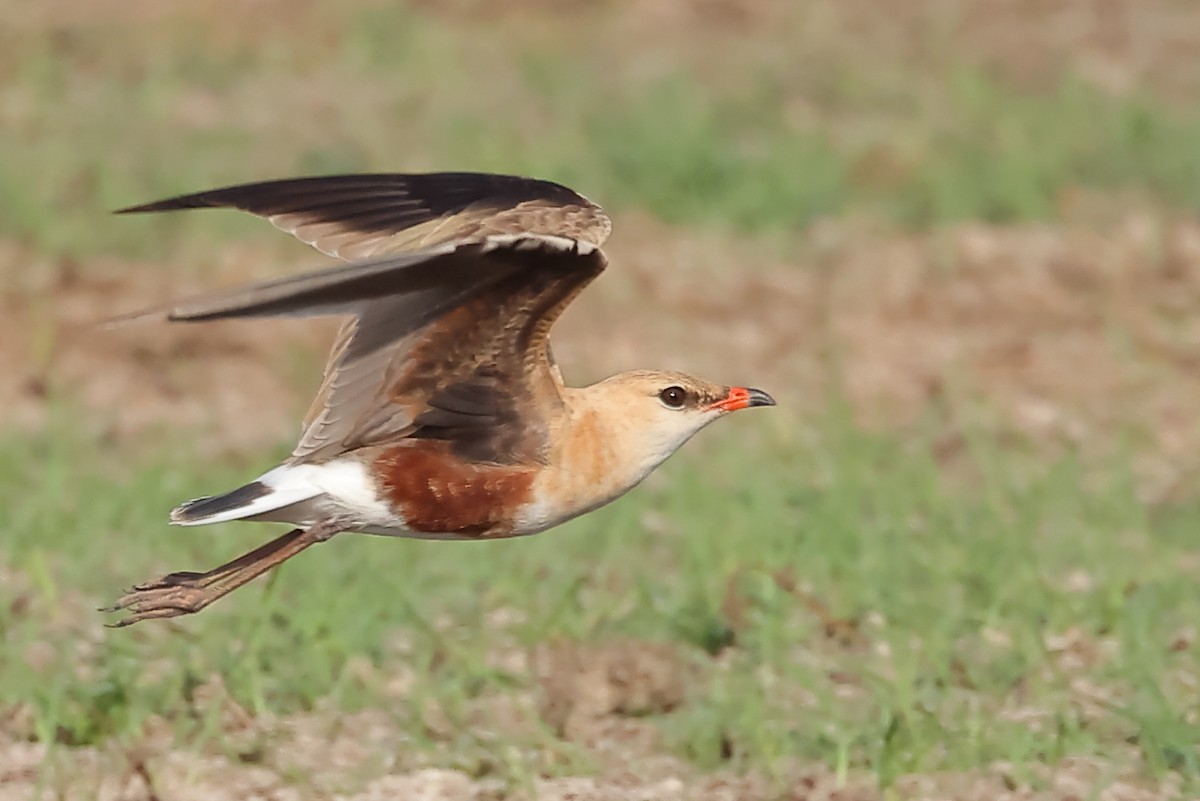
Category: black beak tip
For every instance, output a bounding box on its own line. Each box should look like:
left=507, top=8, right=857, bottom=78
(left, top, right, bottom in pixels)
left=747, top=388, right=776, bottom=408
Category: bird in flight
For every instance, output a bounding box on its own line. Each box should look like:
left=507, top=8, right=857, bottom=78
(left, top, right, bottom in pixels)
left=103, top=172, right=775, bottom=627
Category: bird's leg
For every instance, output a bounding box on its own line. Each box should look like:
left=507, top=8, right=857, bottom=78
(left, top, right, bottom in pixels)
left=103, top=521, right=341, bottom=627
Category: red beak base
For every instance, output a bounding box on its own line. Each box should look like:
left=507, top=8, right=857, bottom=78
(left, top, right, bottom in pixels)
left=709, top=386, right=776, bottom=413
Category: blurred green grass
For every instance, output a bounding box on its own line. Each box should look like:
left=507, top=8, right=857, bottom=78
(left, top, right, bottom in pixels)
left=3, top=6, right=1200, bottom=262
left=4, top=2, right=1200, bottom=795
left=1, top=406, right=1196, bottom=789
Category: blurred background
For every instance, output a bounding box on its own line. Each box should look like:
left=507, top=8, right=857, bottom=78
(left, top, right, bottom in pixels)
left=1, top=1, right=1198, bottom=798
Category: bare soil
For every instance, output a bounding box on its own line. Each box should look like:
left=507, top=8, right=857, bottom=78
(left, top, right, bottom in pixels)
left=6, top=208, right=1199, bottom=481
left=5, top=2, right=1200, bottom=797
left=0, top=644, right=1183, bottom=801
left=4, top=212, right=1197, bottom=797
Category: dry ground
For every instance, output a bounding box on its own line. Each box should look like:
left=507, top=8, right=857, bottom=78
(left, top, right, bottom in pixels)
left=0, top=632, right=1185, bottom=801
left=6, top=207, right=1199, bottom=480
left=3, top=0, right=1200, bottom=798
left=3, top=209, right=1198, bottom=799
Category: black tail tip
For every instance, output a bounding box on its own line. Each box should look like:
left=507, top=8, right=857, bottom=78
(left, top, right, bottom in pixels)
left=170, top=481, right=271, bottom=524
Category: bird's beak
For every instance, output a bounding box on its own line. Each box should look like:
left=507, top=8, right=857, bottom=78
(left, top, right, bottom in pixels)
left=707, top=386, right=776, bottom=413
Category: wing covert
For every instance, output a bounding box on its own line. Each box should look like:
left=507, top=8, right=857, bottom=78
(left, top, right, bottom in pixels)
left=117, top=172, right=612, bottom=260
left=115, top=172, right=613, bottom=465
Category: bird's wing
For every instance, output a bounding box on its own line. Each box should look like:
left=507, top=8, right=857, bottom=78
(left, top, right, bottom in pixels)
left=115, top=172, right=613, bottom=464
left=114, top=236, right=606, bottom=465
left=116, top=172, right=612, bottom=259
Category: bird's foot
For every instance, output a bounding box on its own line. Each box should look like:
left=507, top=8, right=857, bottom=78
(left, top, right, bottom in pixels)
left=101, top=525, right=332, bottom=628
left=101, top=570, right=223, bottom=627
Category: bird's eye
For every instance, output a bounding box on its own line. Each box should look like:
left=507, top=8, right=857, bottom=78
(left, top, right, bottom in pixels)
left=658, top=386, right=687, bottom=409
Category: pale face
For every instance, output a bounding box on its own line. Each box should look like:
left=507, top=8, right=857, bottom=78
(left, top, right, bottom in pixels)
left=590, top=369, right=776, bottom=481
left=524, top=370, right=776, bottom=535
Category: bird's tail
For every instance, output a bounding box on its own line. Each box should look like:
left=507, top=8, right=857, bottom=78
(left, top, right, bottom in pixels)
left=171, top=466, right=323, bottom=526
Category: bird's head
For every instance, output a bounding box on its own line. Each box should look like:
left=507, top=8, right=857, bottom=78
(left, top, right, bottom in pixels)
left=585, top=369, right=775, bottom=478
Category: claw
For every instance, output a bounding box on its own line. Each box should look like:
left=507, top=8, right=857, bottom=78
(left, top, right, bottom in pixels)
left=103, top=575, right=214, bottom=626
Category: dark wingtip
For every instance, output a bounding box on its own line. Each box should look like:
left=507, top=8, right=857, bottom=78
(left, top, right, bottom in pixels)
left=114, top=196, right=213, bottom=215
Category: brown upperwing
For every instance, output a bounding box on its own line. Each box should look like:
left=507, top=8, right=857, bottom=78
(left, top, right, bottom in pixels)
left=335, top=240, right=606, bottom=466
left=116, top=172, right=613, bottom=462
left=116, top=172, right=613, bottom=259
left=112, top=238, right=606, bottom=465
